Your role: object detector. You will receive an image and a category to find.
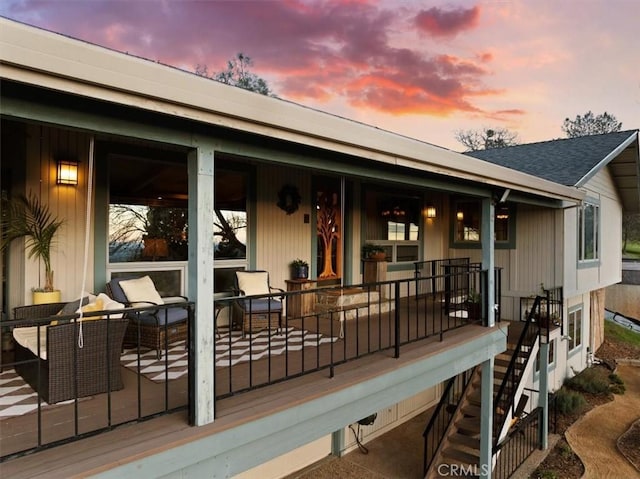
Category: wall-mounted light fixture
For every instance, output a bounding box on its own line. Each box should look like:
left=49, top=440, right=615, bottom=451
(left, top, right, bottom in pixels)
left=456, top=211, right=464, bottom=221
left=56, top=160, right=78, bottom=185
left=426, top=206, right=437, bottom=219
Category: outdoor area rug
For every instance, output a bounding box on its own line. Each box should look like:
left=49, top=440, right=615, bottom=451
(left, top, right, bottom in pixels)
left=121, top=327, right=339, bottom=383
left=0, top=369, right=80, bottom=419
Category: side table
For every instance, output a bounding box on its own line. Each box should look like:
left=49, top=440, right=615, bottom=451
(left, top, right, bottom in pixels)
left=285, top=279, right=317, bottom=319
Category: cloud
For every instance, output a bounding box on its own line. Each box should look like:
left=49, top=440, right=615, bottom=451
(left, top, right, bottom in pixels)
left=0, top=0, right=500, bottom=117
left=414, top=6, right=480, bottom=38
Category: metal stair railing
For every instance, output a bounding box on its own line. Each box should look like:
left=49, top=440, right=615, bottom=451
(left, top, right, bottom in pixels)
left=422, top=366, right=477, bottom=476
left=492, top=296, right=542, bottom=442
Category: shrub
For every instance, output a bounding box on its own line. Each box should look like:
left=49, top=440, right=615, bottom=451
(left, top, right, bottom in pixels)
left=610, top=382, right=626, bottom=395
left=555, top=387, right=587, bottom=415
left=608, top=373, right=624, bottom=384
left=565, top=367, right=610, bottom=395
left=535, top=469, right=558, bottom=479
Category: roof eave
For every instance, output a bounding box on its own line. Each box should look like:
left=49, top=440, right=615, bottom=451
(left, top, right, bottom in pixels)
left=0, top=17, right=585, bottom=205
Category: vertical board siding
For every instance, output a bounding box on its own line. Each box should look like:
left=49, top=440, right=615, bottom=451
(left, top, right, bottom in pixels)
left=255, top=166, right=311, bottom=290
left=22, top=124, right=93, bottom=304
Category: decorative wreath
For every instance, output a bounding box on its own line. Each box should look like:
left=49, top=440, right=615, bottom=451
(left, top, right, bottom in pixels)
left=277, top=184, right=301, bottom=215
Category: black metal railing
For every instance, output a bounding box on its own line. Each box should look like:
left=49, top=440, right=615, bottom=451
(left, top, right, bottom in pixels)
left=2, top=263, right=501, bottom=460
left=422, top=367, right=477, bottom=476
left=0, top=301, right=193, bottom=462
left=492, top=406, right=542, bottom=479
left=493, top=296, right=541, bottom=442
left=213, top=266, right=501, bottom=402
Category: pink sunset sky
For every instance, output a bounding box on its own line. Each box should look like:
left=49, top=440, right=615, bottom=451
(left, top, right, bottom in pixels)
left=1, top=0, right=638, bottom=150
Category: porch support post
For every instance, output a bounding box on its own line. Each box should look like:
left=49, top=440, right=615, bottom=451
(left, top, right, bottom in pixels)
left=481, top=197, right=495, bottom=328
left=538, top=342, right=550, bottom=450
left=331, top=428, right=346, bottom=457
left=188, top=142, right=215, bottom=426
left=479, top=357, right=494, bottom=479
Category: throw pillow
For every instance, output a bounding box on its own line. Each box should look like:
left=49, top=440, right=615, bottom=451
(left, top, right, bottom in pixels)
left=78, top=297, right=104, bottom=321
left=96, top=292, right=125, bottom=318
left=236, top=271, right=270, bottom=296
left=119, top=275, right=164, bottom=307
left=51, top=292, right=97, bottom=325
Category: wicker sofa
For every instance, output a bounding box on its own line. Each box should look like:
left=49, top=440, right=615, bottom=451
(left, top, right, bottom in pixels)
left=12, top=302, right=128, bottom=404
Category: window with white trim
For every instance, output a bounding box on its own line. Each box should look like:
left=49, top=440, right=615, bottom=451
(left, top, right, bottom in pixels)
left=578, top=201, right=599, bottom=262
left=567, top=308, right=582, bottom=351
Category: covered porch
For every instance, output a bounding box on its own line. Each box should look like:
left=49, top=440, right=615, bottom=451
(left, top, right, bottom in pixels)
left=1, top=264, right=499, bottom=463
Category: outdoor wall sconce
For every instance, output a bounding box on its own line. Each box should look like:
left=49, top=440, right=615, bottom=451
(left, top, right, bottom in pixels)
left=56, top=159, right=78, bottom=185
left=426, top=206, right=437, bottom=219
left=456, top=211, right=464, bottom=221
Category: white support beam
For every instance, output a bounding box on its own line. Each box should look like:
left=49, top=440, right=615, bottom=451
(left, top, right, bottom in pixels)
left=188, top=142, right=215, bottom=425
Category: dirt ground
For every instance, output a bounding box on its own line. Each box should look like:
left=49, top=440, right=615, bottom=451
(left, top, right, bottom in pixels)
left=565, top=364, right=640, bottom=478
left=535, top=333, right=640, bottom=479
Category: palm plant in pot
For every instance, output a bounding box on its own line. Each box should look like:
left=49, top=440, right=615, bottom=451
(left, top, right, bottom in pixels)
left=1, top=192, right=65, bottom=303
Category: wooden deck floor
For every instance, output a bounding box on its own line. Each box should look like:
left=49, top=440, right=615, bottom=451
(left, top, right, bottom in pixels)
left=1, top=298, right=502, bottom=478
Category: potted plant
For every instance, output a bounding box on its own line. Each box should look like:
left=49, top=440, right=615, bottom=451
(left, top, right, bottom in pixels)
left=465, top=289, right=482, bottom=321
left=1, top=191, right=65, bottom=304
left=362, top=243, right=386, bottom=261
left=290, top=258, right=310, bottom=279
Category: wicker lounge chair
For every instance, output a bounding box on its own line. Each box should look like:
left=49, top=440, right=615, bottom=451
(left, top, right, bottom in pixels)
left=234, top=270, right=284, bottom=337
left=12, top=302, right=128, bottom=404
left=106, top=276, right=189, bottom=359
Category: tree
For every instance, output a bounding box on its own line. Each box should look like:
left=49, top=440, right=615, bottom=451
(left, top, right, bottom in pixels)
left=196, top=53, right=274, bottom=96
left=454, top=127, right=519, bottom=152
left=561, top=111, right=622, bottom=138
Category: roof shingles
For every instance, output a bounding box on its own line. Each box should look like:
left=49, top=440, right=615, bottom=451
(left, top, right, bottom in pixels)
left=465, top=130, right=638, bottom=187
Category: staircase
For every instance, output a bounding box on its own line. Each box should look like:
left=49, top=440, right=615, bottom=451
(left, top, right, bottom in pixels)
left=424, top=311, right=541, bottom=479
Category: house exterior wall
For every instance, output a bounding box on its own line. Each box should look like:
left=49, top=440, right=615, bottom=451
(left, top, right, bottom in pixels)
left=565, top=167, right=622, bottom=298
left=237, top=387, right=439, bottom=479
left=255, top=165, right=313, bottom=290
left=6, top=123, right=95, bottom=312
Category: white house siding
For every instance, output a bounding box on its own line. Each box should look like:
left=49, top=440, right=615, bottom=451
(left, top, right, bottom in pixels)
left=255, top=165, right=312, bottom=291
left=569, top=168, right=623, bottom=297
left=457, top=205, right=561, bottom=321
left=9, top=123, right=94, bottom=310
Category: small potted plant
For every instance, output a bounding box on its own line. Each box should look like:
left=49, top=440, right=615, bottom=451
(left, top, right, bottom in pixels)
left=465, top=289, right=482, bottom=321
left=1, top=192, right=65, bottom=304
left=362, top=243, right=386, bottom=261
left=290, top=258, right=310, bottom=279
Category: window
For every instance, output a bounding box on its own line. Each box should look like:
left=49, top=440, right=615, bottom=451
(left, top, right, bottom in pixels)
left=364, top=189, right=420, bottom=263
left=535, top=339, right=556, bottom=372
left=108, top=154, right=188, bottom=264
left=567, top=308, right=583, bottom=351
left=451, top=199, right=515, bottom=248
left=454, top=201, right=480, bottom=242
left=578, top=201, right=599, bottom=262
left=214, top=162, right=249, bottom=293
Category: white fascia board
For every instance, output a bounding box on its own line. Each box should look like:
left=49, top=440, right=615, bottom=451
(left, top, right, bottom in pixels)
left=0, top=18, right=583, bottom=204
left=576, top=131, right=639, bottom=187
